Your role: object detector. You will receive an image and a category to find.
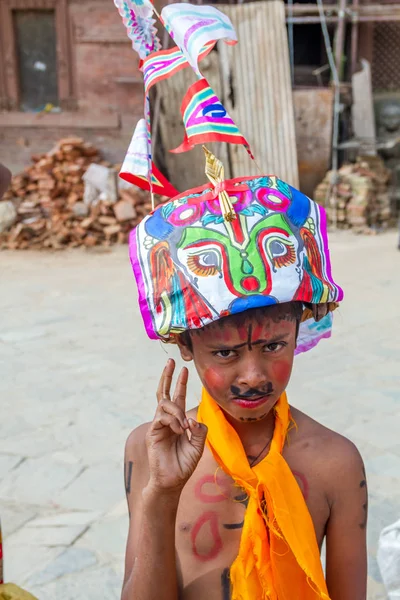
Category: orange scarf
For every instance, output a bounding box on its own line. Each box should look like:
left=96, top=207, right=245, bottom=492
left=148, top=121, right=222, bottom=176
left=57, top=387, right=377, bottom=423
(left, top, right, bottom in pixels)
left=197, top=389, right=331, bottom=600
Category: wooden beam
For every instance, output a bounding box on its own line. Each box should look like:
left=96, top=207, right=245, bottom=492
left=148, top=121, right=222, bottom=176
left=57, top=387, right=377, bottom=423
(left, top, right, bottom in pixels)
left=285, top=3, right=400, bottom=21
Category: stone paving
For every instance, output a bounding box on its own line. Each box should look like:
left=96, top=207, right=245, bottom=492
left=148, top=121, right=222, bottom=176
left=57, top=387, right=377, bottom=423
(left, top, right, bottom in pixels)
left=0, top=230, right=399, bottom=600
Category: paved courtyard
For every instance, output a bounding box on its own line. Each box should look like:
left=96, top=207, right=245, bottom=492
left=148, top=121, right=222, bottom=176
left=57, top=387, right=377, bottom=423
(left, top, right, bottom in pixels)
left=0, top=230, right=399, bottom=600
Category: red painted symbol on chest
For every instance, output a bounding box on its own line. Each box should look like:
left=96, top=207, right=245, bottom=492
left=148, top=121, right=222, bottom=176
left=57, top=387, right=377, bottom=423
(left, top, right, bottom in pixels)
left=191, top=511, right=223, bottom=562
left=195, top=473, right=234, bottom=503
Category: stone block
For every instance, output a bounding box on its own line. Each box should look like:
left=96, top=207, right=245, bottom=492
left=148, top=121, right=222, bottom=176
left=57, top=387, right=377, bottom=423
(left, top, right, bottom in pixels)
left=366, top=453, right=400, bottom=479
left=77, top=515, right=128, bottom=557
left=0, top=502, right=38, bottom=537
left=0, top=455, right=23, bottom=479
left=3, top=544, right=62, bottom=586
left=0, top=201, right=17, bottom=233
left=54, top=463, right=124, bottom=511
left=25, top=547, right=97, bottom=587
left=28, top=511, right=101, bottom=527
left=0, top=457, right=83, bottom=505
left=28, top=565, right=122, bottom=600
left=6, top=524, right=87, bottom=547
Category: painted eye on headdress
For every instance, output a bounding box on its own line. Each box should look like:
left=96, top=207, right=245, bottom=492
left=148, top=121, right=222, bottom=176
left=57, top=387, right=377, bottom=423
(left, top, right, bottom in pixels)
left=256, top=188, right=290, bottom=212
left=266, top=237, right=296, bottom=269
left=187, top=249, right=221, bottom=277
left=168, top=203, right=204, bottom=226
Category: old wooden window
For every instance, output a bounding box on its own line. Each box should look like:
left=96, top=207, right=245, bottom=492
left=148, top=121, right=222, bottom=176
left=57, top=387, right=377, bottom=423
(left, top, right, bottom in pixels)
left=0, top=0, right=75, bottom=111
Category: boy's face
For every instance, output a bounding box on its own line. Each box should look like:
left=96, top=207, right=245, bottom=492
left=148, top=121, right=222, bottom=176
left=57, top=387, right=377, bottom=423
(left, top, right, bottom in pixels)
left=178, top=306, right=297, bottom=422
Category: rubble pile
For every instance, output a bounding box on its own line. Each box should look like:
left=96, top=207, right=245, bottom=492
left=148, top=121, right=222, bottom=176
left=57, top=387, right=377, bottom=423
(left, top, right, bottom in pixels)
left=314, top=156, right=392, bottom=232
left=0, top=137, right=158, bottom=250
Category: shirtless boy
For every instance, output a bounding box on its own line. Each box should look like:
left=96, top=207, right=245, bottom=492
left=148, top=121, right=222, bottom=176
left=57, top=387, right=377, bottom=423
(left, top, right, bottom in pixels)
left=122, top=152, right=367, bottom=600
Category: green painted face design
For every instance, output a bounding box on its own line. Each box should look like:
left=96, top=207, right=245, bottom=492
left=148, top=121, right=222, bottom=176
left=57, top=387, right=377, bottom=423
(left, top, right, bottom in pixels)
left=177, top=212, right=298, bottom=297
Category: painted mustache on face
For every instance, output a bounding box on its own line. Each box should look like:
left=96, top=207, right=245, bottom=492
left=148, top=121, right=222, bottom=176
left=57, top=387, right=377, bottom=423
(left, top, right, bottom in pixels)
left=230, top=383, right=274, bottom=399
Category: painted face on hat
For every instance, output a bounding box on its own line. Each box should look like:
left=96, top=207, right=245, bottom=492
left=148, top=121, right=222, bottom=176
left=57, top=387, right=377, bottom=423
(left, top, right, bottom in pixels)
left=131, top=176, right=342, bottom=345
left=175, top=210, right=301, bottom=306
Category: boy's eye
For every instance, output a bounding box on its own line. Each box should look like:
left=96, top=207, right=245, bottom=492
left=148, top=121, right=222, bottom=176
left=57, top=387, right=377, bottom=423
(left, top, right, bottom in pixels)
left=214, top=349, right=235, bottom=358
left=264, top=342, right=286, bottom=353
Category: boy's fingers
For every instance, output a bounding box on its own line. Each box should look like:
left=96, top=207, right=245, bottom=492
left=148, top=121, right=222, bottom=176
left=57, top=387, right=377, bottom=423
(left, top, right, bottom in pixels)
left=156, top=359, right=175, bottom=403
left=172, top=367, right=188, bottom=412
left=152, top=414, right=184, bottom=435
left=159, top=399, right=188, bottom=429
left=188, top=419, right=207, bottom=453
left=161, top=358, right=175, bottom=401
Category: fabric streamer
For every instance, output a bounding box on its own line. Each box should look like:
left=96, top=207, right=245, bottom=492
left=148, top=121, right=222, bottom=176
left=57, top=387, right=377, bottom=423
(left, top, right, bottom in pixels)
left=197, top=389, right=331, bottom=600
left=113, top=0, right=163, bottom=200
left=141, top=44, right=214, bottom=93
left=114, top=0, right=161, bottom=59
left=171, top=78, right=253, bottom=157
left=119, top=119, right=179, bottom=197
left=161, top=3, right=237, bottom=76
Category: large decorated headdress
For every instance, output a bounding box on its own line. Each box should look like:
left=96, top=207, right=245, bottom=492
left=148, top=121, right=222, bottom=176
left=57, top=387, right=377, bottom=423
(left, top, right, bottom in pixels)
left=114, top=0, right=343, bottom=354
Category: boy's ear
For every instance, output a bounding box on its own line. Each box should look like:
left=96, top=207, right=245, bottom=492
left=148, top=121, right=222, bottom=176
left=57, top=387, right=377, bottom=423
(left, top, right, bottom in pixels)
left=176, top=335, right=194, bottom=362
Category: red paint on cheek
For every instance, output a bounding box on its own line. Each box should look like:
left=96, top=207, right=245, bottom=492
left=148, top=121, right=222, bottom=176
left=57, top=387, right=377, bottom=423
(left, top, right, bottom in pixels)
left=271, top=360, right=292, bottom=386
left=204, top=367, right=226, bottom=391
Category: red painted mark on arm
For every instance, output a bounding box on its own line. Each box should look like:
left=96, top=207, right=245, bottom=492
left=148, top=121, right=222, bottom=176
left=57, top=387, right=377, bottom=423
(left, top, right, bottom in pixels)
left=292, top=470, right=309, bottom=501
left=191, top=511, right=223, bottom=562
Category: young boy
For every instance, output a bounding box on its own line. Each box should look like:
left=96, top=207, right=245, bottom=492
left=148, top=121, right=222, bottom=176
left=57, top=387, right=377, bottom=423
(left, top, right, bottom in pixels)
left=122, top=151, right=367, bottom=600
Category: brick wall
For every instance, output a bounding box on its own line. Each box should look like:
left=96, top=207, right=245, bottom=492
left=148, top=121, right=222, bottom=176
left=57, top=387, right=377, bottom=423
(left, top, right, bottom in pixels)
left=0, top=0, right=144, bottom=174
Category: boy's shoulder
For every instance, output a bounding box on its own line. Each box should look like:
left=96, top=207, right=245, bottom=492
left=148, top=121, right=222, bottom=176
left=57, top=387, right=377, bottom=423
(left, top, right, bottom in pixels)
left=288, top=406, right=365, bottom=487
left=125, top=421, right=150, bottom=457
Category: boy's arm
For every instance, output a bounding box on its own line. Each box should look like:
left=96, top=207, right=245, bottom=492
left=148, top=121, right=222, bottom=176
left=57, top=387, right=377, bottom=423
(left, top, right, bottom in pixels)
left=121, top=360, right=207, bottom=600
left=325, top=439, right=368, bottom=600
left=122, top=424, right=181, bottom=600
left=0, top=163, right=11, bottom=199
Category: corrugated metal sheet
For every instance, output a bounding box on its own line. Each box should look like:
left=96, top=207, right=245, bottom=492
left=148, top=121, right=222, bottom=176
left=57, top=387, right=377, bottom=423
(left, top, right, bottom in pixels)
left=156, top=0, right=299, bottom=190
left=218, top=1, right=299, bottom=187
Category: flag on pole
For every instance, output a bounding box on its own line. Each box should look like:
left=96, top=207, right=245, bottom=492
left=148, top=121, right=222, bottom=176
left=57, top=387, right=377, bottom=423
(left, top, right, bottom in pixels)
left=171, top=79, right=253, bottom=157
left=114, top=0, right=161, bottom=59
left=120, top=119, right=179, bottom=197
left=141, top=44, right=214, bottom=93
left=161, top=3, right=237, bottom=76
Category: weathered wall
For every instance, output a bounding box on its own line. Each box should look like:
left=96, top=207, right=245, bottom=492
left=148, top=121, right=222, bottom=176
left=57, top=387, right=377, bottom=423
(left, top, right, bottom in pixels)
left=0, top=1, right=335, bottom=195
left=0, top=0, right=143, bottom=173
left=293, top=88, right=333, bottom=198
left=70, top=0, right=144, bottom=115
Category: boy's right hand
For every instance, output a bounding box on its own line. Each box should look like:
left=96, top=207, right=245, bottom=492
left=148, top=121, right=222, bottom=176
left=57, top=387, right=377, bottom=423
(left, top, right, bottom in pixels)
left=145, top=358, right=207, bottom=497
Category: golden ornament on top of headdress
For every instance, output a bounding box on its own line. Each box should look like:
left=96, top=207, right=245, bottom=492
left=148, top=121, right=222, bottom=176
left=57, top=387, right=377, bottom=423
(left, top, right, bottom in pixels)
left=203, top=146, right=236, bottom=222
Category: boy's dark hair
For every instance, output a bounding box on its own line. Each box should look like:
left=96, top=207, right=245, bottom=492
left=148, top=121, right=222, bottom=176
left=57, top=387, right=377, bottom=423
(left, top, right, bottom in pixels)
left=179, top=301, right=304, bottom=352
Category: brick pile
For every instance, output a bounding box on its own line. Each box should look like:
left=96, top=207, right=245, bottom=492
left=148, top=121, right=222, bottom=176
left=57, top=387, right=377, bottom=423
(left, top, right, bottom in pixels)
left=0, top=137, right=161, bottom=250
left=314, top=156, right=392, bottom=232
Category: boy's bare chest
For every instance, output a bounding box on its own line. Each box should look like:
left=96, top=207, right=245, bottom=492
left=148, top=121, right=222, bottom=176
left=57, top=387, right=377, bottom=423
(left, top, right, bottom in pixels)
left=175, top=445, right=330, bottom=598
